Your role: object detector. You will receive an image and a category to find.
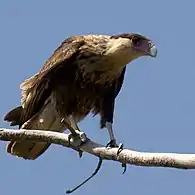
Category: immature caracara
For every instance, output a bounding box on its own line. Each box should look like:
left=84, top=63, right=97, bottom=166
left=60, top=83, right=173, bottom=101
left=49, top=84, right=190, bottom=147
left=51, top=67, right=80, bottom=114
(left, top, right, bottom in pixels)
left=4, top=33, right=157, bottom=160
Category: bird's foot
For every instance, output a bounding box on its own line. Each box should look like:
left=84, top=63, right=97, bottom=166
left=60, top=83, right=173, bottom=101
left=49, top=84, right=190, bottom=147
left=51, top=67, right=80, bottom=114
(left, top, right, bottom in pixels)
left=106, top=139, right=116, bottom=148
left=68, top=129, right=87, bottom=143
left=106, top=139, right=124, bottom=155
left=106, top=140, right=127, bottom=174
left=68, top=130, right=87, bottom=158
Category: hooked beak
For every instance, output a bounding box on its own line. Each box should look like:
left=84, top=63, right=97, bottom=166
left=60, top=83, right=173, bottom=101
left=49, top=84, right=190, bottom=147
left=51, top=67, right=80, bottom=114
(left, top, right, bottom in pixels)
left=148, top=43, right=157, bottom=57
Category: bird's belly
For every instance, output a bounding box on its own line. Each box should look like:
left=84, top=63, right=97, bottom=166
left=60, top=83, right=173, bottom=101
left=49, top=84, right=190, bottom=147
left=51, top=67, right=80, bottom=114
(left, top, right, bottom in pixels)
left=53, top=69, right=116, bottom=120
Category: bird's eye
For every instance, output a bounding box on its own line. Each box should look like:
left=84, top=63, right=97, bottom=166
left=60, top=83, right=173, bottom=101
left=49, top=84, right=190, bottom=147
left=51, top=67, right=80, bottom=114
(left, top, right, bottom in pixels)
left=132, top=37, right=141, bottom=46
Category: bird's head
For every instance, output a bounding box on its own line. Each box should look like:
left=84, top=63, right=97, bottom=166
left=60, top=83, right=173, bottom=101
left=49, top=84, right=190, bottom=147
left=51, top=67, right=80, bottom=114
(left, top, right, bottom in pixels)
left=106, top=33, right=157, bottom=68
left=128, top=33, right=157, bottom=57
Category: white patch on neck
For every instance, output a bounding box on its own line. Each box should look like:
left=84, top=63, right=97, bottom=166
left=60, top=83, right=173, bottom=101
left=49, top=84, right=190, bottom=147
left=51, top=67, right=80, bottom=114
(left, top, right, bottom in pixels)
left=104, top=38, right=134, bottom=70
left=106, top=38, right=131, bottom=56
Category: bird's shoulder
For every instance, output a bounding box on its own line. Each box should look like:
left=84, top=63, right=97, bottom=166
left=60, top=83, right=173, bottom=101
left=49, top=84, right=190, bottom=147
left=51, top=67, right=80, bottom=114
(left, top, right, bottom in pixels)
left=20, top=34, right=114, bottom=108
left=19, top=36, right=82, bottom=108
left=39, top=34, right=111, bottom=73
left=40, top=36, right=85, bottom=74
left=20, top=36, right=83, bottom=90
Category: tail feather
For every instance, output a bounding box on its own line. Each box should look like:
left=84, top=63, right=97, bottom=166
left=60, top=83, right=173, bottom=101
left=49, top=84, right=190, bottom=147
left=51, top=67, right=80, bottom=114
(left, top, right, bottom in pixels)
left=7, top=141, right=51, bottom=160
left=5, top=101, right=67, bottom=160
left=4, top=106, right=23, bottom=126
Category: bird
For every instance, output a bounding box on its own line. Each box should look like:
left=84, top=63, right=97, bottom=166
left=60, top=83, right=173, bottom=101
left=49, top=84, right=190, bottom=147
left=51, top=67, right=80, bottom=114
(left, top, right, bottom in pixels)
left=4, top=33, right=157, bottom=160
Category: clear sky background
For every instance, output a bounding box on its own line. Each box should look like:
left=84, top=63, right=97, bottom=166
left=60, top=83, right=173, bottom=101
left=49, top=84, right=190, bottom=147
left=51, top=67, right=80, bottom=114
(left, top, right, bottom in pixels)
left=0, top=1, right=195, bottom=194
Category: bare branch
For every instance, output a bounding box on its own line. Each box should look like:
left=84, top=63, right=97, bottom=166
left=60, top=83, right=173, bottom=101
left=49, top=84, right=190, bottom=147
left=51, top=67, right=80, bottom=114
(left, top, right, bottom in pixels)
left=0, top=128, right=195, bottom=169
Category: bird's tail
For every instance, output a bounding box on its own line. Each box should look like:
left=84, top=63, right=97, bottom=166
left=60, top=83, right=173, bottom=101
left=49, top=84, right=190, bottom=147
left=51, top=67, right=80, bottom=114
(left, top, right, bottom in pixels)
left=4, top=103, right=66, bottom=160
left=4, top=106, right=23, bottom=126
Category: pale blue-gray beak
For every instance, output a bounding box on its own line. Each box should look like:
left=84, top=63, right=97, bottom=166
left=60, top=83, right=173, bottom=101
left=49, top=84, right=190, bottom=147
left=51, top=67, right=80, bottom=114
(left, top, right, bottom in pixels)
left=148, top=44, right=158, bottom=57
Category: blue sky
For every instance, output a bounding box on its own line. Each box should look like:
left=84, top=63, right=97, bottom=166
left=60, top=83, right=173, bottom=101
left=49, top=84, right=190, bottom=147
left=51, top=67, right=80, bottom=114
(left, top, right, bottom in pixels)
left=1, top=0, right=195, bottom=194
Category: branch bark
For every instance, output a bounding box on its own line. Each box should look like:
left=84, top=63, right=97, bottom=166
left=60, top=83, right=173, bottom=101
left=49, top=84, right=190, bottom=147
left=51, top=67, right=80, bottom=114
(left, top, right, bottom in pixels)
left=0, top=128, right=195, bottom=169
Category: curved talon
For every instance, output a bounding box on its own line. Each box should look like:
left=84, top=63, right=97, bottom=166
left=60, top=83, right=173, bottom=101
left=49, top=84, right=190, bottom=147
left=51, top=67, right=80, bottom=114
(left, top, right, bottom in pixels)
left=122, top=163, right=127, bottom=174
left=68, top=131, right=87, bottom=144
left=68, top=133, right=73, bottom=146
left=116, top=143, right=127, bottom=174
left=117, top=143, right=124, bottom=155
left=106, top=139, right=118, bottom=148
left=77, top=138, right=91, bottom=158
left=106, top=141, right=127, bottom=174
left=78, top=131, right=87, bottom=142
left=67, top=131, right=87, bottom=158
left=78, top=149, right=83, bottom=158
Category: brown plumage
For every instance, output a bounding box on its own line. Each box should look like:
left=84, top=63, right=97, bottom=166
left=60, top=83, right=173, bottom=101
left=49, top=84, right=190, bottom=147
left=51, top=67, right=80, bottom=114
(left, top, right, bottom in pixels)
left=4, top=33, right=157, bottom=160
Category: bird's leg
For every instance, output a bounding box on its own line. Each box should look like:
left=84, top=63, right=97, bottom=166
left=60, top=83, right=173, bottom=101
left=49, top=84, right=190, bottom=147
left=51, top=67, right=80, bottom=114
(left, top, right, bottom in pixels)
left=105, top=122, right=124, bottom=154
left=62, top=116, right=87, bottom=157
left=105, top=122, right=127, bottom=173
left=67, top=116, right=86, bottom=140
left=105, top=122, right=117, bottom=147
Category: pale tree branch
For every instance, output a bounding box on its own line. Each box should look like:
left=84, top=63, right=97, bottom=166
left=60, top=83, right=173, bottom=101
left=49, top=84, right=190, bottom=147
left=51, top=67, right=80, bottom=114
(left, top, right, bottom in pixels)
left=0, top=128, right=195, bottom=169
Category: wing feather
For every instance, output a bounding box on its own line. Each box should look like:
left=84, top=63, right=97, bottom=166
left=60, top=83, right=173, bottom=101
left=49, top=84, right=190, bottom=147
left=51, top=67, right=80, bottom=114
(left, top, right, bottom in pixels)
left=96, top=66, right=126, bottom=128
left=19, top=36, right=84, bottom=127
left=115, top=66, right=126, bottom=98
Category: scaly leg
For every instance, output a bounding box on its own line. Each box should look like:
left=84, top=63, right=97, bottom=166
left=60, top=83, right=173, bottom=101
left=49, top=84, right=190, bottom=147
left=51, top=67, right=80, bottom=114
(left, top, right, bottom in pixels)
left=61, top=116, right=87, bottom=157
left=105, top=122, right=127, bottom=173
left=105, top=122, right=121, bottom=148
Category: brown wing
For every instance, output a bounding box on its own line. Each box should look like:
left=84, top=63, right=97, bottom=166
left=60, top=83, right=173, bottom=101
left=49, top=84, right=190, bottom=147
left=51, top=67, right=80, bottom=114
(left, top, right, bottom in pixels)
left=99, top=66, right=126, bottom=128
left=19, top=36, right=85, bottom=127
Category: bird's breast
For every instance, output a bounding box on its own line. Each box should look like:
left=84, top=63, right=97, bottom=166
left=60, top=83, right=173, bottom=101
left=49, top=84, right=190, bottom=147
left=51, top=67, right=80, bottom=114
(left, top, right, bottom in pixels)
left=53, top=70, right=117, bottom=118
